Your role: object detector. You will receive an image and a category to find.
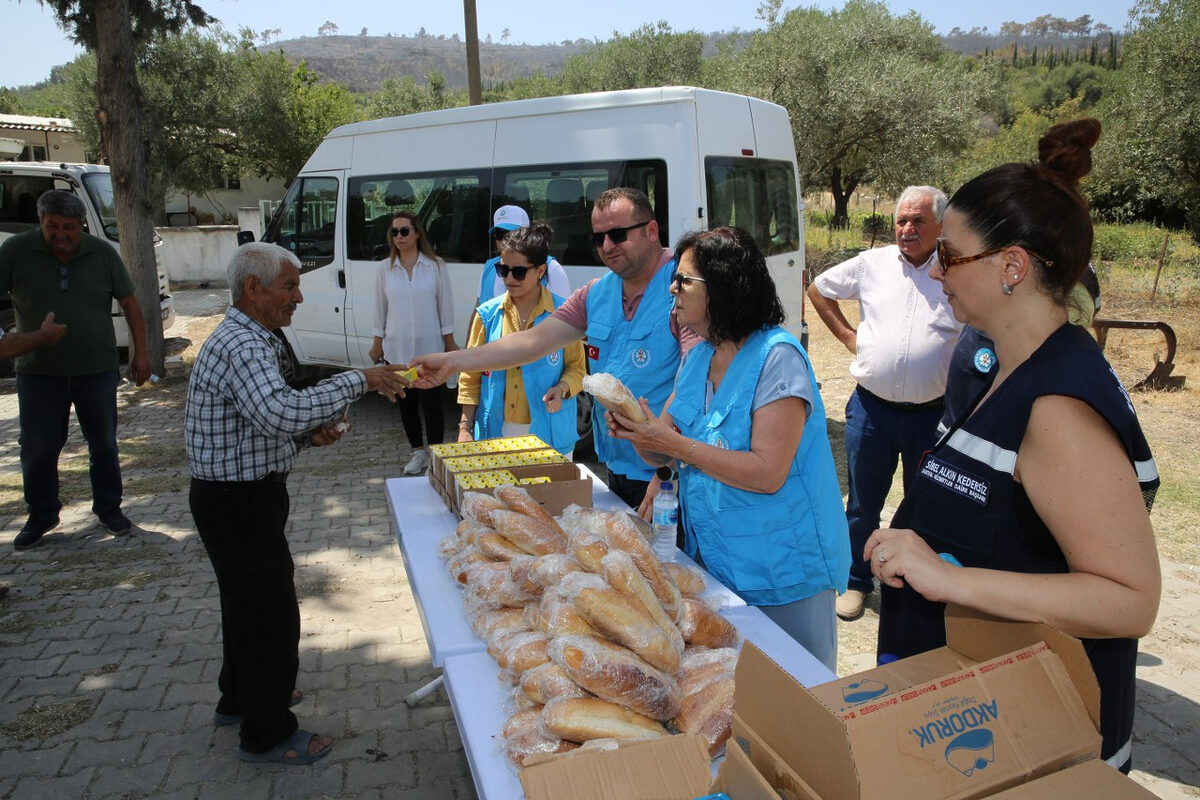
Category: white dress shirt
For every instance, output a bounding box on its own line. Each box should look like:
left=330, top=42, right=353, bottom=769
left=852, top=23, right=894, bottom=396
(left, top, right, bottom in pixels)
left=813, top=244, right=962, bottom=403
left=372, top=252, right=455, bottom=365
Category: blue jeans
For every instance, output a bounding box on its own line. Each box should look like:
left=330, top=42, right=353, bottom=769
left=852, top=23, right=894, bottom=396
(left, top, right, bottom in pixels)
left=17, top=369, right=123, bottom=519
left=844, top=387, right=943, bottom=594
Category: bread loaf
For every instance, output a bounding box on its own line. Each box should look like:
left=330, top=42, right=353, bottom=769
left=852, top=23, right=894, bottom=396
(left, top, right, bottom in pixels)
left=534, top=588, right=599, bottom=637
left=519, top=662, right=588, bottom=705
left=582, top=373, right=647, bottom=423
left=602, top=513, right=682, bottom=621
left=678, top=647, right=740, bottom=695
left=497, top=631, right=551, bottom=674
left=601, top=550, right=685, bottom=655
left=677, top=598, right=740, bottom=649
left=528, top=554, right=579, bottom=588
left=468, top=607, right=528, bottom=640
left=491, top=508, right=567, bottom=556
left=665, top=562, right=707, bottom=595
left=573, top=584, right=681, bottom=674
left=455, top=518, right=493, bottom=545
left=548, top=634, right=682, bottom=721
left=567, top=531, right=610, bottom=573
left=461, top=491, right=509, bottom=525
left=502, top=706, right=579, bottom=766
left=672, top=674, right=735, bottom=757
left=476, top=531, right=527, bottom=561
left=494, top=484, right=565, bottom=537
left=541, top=696, right=669, bottom=743
left=447, top=549, right=491, bottom=585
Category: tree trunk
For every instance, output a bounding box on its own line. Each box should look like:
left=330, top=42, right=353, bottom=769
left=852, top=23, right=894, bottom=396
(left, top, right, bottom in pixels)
left=829, top=166, right=861, bottom=231
left=93, top=0, right=165, bottom=375
left=463, top=0, right=482, bottom=105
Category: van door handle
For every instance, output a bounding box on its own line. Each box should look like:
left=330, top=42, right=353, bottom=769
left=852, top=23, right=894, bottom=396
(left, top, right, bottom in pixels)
left=338, top=269, right=346, bottom=289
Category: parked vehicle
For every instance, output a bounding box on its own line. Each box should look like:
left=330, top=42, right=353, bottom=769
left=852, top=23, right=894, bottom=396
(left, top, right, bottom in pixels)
left=252, top=86, right=809, bottom=375
left=0, top=162, right=176, bottom=373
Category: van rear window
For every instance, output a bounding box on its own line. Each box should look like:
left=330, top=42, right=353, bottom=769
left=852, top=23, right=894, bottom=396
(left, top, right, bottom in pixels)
left=705, top=157, right=800, bottom=257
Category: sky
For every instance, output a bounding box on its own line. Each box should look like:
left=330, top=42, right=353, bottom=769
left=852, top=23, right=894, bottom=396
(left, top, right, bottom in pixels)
left=3, top=0, right=1137, bottom=90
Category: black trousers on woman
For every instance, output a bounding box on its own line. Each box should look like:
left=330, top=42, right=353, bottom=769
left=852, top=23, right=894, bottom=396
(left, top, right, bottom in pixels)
left=190, top=477, right=299, bottom=754
left=397, top=385, right=445, bottom=448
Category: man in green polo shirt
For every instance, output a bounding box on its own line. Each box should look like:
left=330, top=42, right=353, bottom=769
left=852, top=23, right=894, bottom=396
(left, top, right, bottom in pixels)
left=0, top=190, right=151, bottom=549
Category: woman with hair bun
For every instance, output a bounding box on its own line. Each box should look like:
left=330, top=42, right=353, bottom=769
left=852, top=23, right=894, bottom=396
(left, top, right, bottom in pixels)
left=866, top=119, right=1161, bottom=773
left=456, top=223, right=585, bottom=455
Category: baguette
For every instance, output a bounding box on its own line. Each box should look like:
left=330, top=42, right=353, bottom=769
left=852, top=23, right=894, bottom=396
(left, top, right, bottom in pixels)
left=460, top=491, right=509, bottom=525
left=573, top=584, right=681, bottom=674
left=519, top=662, right=588, bottom=705
left=582, top=373, right=647, bottom=423
left=677, top=598, right=741, bottom=649
left=447, top=549, right=491, bottom=585
left=672, top=674, right=735, bottom=757
left=497, top=631, right=551, bottom=674
left=502, top=707, right=579, bottom=766
left=602, top=513, right=682, bottom=621
left=548, top=634, right=682, bottom=721
left=468, top=607, right=528, bottom=640
left=476, top=531, right=527, bottom=561
left=534, top=588, right=599, bottom=637
left=494, top=484, right=565, bottom=537
left=567, top=530, right=610, bottom=573
left=601, top=550, right=685, bottom=655
left=541, top=696, right=669, bottom=743
left=665, top=562, right=707, bottom=595
left=528, top=554, right=579, bottom=588
left=491, top=508, right=567, bottom=556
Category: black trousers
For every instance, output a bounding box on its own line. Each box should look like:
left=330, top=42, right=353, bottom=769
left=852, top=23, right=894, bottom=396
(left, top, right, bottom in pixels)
left=604, top=468, right=650, bottom=512
left=190, top=477, right=299, bottom=753
left=397, top=385, right=445, bottom=448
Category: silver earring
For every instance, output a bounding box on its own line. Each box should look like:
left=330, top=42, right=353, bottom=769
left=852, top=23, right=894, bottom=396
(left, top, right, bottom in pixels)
left=1002, top=282, right=1014, bottom=295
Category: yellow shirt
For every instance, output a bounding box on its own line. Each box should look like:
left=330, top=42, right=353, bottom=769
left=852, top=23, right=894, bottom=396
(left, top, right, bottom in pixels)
left=457, top=287, right=586, bottom=423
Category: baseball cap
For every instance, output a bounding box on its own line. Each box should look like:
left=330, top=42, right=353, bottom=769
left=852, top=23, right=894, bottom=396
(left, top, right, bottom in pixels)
left=489, top=204, right=530, bottom=233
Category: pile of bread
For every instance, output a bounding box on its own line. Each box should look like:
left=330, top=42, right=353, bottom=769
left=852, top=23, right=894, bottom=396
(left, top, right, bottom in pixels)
left=438, top=485, right=741, bottom=768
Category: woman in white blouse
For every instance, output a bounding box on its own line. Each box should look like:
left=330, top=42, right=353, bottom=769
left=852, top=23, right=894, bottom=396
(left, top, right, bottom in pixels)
left=369, top=211, right=457, bottom=474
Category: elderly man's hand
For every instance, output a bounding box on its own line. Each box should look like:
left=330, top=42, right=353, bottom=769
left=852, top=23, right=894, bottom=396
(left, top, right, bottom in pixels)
left=310, top=422, right=346, bottom=447
left=38, top=312, right=67, bottom=345
left=361, top=363, right=414, bottom=401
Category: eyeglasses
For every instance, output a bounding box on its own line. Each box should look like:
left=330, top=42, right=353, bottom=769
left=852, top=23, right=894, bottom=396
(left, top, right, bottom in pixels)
left=936, top=238, right=1054, bottom=274
left=390, top=226, right=413, bottom=238
left=670, top=271, right=706, bottom=289
left=591, top=219, right=651, bottom=249
left=59, top=264, right=68, bottom=292
left=496, top=264, right=537, bottom=280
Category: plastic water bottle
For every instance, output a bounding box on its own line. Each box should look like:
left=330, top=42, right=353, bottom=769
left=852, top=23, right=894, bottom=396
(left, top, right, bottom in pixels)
left=652, top=480, right=678, bottom=562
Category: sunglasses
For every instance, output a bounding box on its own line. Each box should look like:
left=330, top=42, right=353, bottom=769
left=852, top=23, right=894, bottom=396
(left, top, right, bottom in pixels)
left=670, top=271, right=706, bottom=288
left=936, top=238, right=1054, bottom=274
left=591, top=219, right=651, bottom=249
left=390, top=226, right=414, bottom=238
left=496, top=264, right=538, bottom=280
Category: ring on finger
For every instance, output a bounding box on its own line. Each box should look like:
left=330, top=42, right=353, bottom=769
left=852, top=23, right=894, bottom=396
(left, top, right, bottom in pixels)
left=878, top=552, right=888, bottom=564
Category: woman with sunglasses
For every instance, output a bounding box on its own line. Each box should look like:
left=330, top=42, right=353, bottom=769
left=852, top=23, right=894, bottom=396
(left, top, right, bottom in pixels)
left=865, top=119, right=1160, bottom=773
left=456, top=223, right=585, bottom=456
left=369, top=210, right=457, bottom=475
left=608, top=226, right=849, bottom=670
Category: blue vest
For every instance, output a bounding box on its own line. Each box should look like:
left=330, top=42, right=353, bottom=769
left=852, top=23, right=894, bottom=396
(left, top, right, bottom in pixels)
left=474, top=292, right=579, bottom=455
left=584, top=261, right=679, bottom=480
left=671, top=327, right=850, bottom=606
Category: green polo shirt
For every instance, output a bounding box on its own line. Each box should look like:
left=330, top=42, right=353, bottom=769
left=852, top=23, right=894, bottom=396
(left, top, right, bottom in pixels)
left=0, top=229, right=135, bottom=376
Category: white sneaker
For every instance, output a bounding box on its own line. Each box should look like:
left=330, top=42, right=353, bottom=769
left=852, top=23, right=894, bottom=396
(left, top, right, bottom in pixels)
left=836, top=588, right=867, bottom=621
left=404, top=448, right=430, bottom=475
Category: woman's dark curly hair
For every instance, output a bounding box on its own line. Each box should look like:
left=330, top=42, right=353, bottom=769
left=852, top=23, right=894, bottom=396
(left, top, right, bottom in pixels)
left=673, top=226, right=785, bottom=345
left=948, top=118, right=1101, bottom=301
left=500, top=221, right=553, bottom=267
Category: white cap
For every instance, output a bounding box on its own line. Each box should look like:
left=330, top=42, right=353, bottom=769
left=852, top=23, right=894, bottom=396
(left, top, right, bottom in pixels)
left=490, top=204, right=530, bottom=233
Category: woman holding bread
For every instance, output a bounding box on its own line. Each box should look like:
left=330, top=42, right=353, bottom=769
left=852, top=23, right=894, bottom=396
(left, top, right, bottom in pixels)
left=865, top=120, right=1159, bottom=773
left=608, top=226, right=849, bottom=670
left=456, top=223, right=586, bottom=455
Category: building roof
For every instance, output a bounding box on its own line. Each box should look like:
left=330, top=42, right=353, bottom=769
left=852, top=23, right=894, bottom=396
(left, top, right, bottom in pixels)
left=0, top=114, right=77, bottom=132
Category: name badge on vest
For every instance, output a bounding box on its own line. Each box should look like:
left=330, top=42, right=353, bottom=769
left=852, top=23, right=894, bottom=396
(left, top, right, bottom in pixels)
left=919, top=454, right=990, bottom=506
left=973, top=347, right=997, bottom=374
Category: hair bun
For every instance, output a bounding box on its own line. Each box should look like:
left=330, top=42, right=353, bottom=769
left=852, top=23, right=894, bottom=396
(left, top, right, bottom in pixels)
left=1037, top=119, right=1101, bottom=185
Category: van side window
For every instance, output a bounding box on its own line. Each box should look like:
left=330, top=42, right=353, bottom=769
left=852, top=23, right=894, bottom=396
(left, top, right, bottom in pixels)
left=263, top=177, right=339, bottom=270
left=495, top=159, right=667, bottom=267
left=705, top=157, right=799, bottom=257
left=347, top=171, right=490, bottom=263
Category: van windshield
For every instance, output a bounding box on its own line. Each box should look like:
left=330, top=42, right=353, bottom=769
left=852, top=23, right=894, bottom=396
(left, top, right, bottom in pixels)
left=81, top=172, right=120, bottom=241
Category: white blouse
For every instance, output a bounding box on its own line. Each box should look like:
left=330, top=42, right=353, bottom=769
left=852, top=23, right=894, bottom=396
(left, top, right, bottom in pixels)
left=372, top=252, right=455, bottom=365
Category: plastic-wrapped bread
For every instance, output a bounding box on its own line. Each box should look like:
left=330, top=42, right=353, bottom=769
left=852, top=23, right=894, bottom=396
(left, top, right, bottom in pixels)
left=469, top=607, right=529, bottom=640
left=456, top=518, right=493, bottom=546
left=528, top=554, right=579, bottom=588
left=581, top=373, right=647, bottom=423
left=678, top=647, right=740, bottom=695
left=501, top=707, right=579, bottom=766
left=491, top=508, right=567, bottom=556
left=496, top=631, right=551, bottom=675
left=601, top=550, right=685, bottom=655
left=534, top=588, right=599, bottom=637
left=548, top=634, right=682, bottom=721
left=665, top=562, right=707, bottom=596
left=476, top=531, right=527, bottom=561
left=677, top=597, right=741, bottom=649
left=601, top=512, right=682, bottom=621
left=577, top=737, right=622, bottom=753
left=567, top=530, right=610, bottom=573
left=519, top=662, right=589, bottom=705
left=570, top=581, right=681, bottom=674
left=671, top=674, right=735, bottom=757
left=465, top=560, right=541, bottom=609
left=437, top=535, right=462, bottom=561
left=461, top=491, right=509, bottom=525
left=541, top=696, right=669, bottom=744
left=494, top=484, right=565, bottom=537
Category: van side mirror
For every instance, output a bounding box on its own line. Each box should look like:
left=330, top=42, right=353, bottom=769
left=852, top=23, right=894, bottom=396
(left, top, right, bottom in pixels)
left=236, top=230, right=256, bottom=246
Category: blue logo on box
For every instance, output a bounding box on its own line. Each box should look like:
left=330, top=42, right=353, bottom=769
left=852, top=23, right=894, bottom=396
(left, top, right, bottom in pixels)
left=945, top=728, right=995, bottom=777
left=842, top=678, right=889, bottom=704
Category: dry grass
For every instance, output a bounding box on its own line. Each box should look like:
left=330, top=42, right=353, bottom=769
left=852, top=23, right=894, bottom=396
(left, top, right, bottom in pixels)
left=0, top=699, right=96, bottom=740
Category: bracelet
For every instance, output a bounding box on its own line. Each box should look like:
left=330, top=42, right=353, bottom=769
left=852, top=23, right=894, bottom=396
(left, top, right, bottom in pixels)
left=459, top=421, right=472, bottom=430
left=684, top=439, right=698, bottom=467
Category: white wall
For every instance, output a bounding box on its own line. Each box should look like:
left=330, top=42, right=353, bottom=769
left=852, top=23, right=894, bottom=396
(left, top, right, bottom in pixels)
left=156, top=225, right=239, bottom=285
left=163, top=175, right=286, bottom=226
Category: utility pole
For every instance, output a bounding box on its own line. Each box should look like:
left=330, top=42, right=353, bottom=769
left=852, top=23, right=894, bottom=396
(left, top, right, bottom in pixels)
left=463, top=0, right=482, bottom=105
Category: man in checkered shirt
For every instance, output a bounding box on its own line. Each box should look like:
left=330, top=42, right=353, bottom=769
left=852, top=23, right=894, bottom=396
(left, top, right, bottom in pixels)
left=186, top=242, right=409, bottom=766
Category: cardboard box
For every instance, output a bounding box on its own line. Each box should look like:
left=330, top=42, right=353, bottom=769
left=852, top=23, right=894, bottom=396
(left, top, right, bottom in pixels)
left=711, top=740, right=787, bottom=800
left=452, top=461, right=592, bottom=516
left=988, top=759, right=1159, bottom=798
left=519, top=735, right=712, bottom=800
left=732, top=606, right=1106, bottom=800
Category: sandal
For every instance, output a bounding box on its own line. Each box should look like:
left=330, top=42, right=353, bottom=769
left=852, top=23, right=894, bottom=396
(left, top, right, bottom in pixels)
left=214, top=689, right=303, bottom=726
left=238, top=728, right=332, bottom=765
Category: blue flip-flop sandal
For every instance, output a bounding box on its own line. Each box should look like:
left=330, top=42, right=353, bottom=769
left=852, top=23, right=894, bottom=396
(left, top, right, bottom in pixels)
left=238, top=728, right=332, bottom=765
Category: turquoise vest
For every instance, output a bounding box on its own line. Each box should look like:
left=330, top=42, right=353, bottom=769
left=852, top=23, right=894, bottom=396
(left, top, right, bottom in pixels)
left=584, top=261, right=679, bottom=480
left=474, top=292, right=579, bottom=455
left=671, top=327, right=850, bottom=606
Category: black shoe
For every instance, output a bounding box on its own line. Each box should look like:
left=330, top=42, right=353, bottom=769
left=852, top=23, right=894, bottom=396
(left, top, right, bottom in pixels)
left=14, top=516, right=59, bottom=550
left=99, top=510, right=132, bottom=535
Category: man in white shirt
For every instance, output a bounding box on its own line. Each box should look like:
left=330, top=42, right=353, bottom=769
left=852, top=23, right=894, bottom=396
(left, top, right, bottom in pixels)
left=807, top=186, right=962, bottom=621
